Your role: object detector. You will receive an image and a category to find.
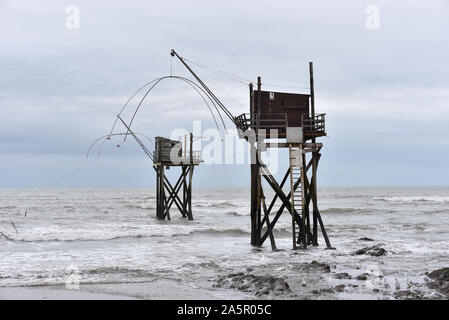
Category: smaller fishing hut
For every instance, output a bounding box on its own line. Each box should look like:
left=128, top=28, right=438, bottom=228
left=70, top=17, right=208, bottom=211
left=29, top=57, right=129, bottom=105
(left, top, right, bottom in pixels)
left=153, top=134, right=201, bottom=220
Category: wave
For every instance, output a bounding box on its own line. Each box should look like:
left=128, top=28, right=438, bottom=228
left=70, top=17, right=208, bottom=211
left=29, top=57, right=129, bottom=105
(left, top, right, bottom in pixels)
left=197, top=201, right=240, bottom=208
left=0, top=226, right=251, bottom=243
left=124, top=203, right=155, bottom=210
left=0, top=232, right=15, bottom=241
left=423, top=209, right=449, bottom=214
left=374, top=196, right=449, bottom=203
left=178, top=228, right=250, bottom=237
left=0, top=232, right=153, bottom=243
left=83, top=266, right=154, bottom=277
left=321, top=207, right=361, bottom=214
left=182, top=261, right=221, bottom=269
left=225, top=211, right=248, bottom=217
left=0, top=268, right=159, bottom=288
left=0, top=206, right=18, bottom=210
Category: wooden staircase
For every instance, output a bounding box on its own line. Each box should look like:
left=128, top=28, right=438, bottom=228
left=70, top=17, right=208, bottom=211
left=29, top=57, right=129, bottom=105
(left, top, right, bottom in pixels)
left=289, top=145, right=306, bottom=249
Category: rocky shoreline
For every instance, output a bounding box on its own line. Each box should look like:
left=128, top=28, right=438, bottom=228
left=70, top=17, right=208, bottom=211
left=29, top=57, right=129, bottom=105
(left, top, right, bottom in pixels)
left=213, top=272, right=292, bottom=297
left=212, top=257, right=449, bottom=300
left=426, top=268, right=449, bottom=297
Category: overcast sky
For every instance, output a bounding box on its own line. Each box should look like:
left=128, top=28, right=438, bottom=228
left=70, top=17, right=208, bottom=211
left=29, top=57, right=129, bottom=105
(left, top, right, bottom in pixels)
left=0, top=0, right=448, bottom=187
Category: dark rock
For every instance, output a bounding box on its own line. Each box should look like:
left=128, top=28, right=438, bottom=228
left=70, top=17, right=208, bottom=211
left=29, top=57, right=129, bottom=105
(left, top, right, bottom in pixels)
left=213, top=273, right=291, bottom=296
left=439, top=283, right=449, bottom=296
left=353, top=245, right=388, bottom=257
left=312, top=285, right=345, bottom=295
left=427, top=281, right=440, bottom=290
left=426, top=267, right=449, bottom=298
left=312, top=288, right=334, bottom=294
left=305, top=260, right=331, bottom=273
left=334, top=272, right=352, bottom=280
left=359, top=237, right=375, bottom=242
left=356, top=273, right=370, bottom=281
left=335, top=284, right=346, bottom=292
left=428, top=268, right=449, bottom=282
left=394, top=290, right=425, bottom=300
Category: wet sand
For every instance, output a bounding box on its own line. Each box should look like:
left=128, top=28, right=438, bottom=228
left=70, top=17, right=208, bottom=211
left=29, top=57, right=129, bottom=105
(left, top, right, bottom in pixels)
left=0, top=279, right=251, bottom=300
left=0, top=286, right=138, bottom=300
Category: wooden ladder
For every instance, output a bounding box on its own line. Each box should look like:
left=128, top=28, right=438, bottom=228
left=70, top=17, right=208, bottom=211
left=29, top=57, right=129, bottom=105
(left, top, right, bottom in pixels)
left=289, top=144, right=306, bottom=249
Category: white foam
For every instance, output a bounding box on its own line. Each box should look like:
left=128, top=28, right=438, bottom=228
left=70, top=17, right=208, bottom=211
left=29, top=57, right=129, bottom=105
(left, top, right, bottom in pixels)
left=374, top=196, right=449, bottom=203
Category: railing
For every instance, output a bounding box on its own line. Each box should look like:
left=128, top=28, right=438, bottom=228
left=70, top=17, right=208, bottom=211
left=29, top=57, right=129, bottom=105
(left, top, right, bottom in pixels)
left=234, top=113, right=288, bottom=131
left=234, top=113, right=250, bottom=132
left=181, top=151, right=202, bottom=161
left=153, top=150, right=202, bottom=164
left=234, top=112, right=326, bottom=137
left=301, top=113, right=325, bottom=135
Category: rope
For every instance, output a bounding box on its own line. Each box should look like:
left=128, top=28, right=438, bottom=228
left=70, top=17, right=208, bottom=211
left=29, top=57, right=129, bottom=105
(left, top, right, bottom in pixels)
left=186, top=66, right=248, bottom=110
left=170, top=51, right=236, bottom=124
left=86, top=132, right=154, bottom=159
left=48, top=159, right=98, bottom=188
left=0, top=142, right=91, bottom=164
left=262, top=83, right=310, bottom=91
left=183, top=57, right=251, bottom=85
left=117, top=116, right=154, bottom=161
left=121, top=76, right=225, bottom=141
left=182, top=55, right=310, bottom=91
left=107, top=77, right=163, bottom=139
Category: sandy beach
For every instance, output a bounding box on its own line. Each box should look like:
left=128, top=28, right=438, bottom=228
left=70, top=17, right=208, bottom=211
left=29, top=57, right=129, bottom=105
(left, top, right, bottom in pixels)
left=0, top=279, right=252, bottom=300
left=0, top=286, right=137, bottom=300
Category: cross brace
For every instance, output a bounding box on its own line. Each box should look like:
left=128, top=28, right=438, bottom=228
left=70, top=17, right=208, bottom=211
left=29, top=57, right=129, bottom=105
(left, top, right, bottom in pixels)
left=250, top=149, right=332, bottom=249
left=154, top=164, right=194, bottom=220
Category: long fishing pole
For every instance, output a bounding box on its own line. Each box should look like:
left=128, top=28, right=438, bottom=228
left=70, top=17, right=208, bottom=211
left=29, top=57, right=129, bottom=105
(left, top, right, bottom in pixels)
left=170, top=50, right=237, bottom=125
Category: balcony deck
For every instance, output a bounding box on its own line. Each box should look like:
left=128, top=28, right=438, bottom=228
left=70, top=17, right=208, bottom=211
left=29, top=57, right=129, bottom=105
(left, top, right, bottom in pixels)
left=235, top=113, right=326, bottom=140
left=153, top=150, right=202, bottom=166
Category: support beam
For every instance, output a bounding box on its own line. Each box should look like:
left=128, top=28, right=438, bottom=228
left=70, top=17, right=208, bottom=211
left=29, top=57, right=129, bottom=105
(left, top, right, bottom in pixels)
left=154, top=164, right=196, bottom=221
left=253, top=150, right=331, bottom=250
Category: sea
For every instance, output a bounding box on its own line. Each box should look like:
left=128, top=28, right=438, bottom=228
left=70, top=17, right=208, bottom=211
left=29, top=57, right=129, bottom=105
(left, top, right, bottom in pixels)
left=0, top=186, right=448, bottom=299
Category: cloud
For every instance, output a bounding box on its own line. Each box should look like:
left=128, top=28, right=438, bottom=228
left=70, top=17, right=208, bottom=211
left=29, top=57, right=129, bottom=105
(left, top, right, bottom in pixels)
left=0, top=0, right=448, bottom=187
